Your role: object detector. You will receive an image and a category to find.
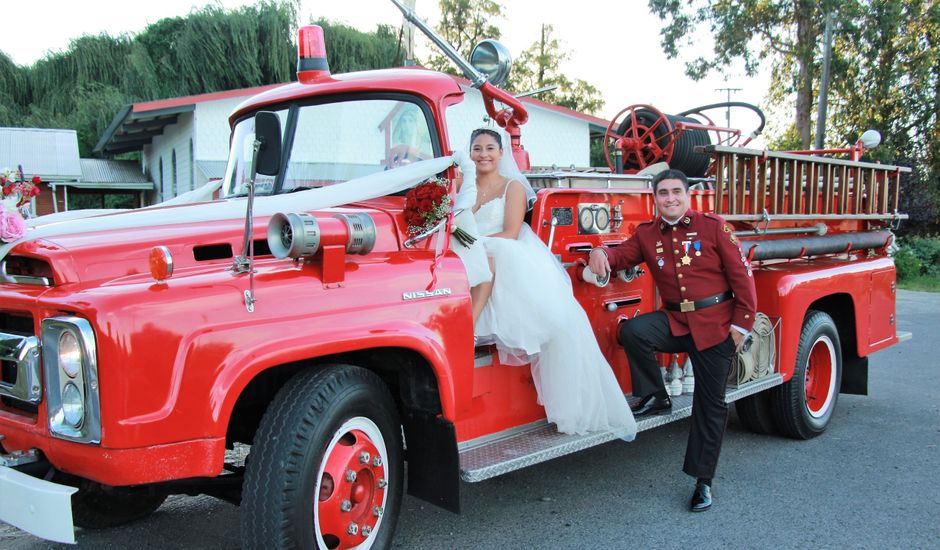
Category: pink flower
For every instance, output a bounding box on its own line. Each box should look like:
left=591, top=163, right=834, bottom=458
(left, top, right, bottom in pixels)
left=0, top=208, right=27, bottom=242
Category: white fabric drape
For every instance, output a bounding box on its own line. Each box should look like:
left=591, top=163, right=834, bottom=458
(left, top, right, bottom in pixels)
left=3, top=156, right=457, bottom=262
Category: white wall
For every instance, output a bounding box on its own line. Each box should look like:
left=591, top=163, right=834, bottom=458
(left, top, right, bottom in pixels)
left=144, top=112, right=194, bottom=201
left=445, top=86, right=591, bottom=167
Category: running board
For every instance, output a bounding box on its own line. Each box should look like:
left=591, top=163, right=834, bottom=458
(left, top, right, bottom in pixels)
left=458, top=374, right=783, bottom=482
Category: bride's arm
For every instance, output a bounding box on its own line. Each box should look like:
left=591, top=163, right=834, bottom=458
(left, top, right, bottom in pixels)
left=487, top=180, right=527, bottom=240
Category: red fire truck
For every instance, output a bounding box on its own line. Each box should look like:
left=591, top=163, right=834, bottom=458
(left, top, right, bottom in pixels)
left=0, top=5, right=910, bottom=548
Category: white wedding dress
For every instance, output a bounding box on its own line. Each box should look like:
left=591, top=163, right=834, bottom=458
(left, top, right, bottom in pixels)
left=473, top=180, right=637, bottom=439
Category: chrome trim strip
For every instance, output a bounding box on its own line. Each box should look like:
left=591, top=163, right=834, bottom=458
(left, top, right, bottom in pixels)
left=0, top=260, right=52, bottom=286
left=0, top=333, right=41, bottom=404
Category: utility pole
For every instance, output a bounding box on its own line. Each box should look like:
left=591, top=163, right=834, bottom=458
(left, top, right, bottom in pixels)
left=815, top=12, right=835, bottom=150
left=402, top=0, right=417, bottom=66
left=715, top=87, right=742, bottom=128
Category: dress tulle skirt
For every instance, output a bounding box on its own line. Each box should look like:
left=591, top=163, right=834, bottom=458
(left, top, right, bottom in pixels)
left=475, top=225, right=637, bottom=439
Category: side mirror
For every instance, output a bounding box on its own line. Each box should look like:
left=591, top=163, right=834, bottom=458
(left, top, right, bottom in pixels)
left=470, top=40, right=512, bottom=87
left=253, top=111, right=282, bottom=176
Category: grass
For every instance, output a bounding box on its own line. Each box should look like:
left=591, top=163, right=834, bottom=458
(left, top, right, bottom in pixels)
left=898, top=275, right=940, bottom=292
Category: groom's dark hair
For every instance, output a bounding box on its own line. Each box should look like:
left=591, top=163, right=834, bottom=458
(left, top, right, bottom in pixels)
left=470, top=128, right=502, bottom=149
left=651, top=169, right=689, bottom=192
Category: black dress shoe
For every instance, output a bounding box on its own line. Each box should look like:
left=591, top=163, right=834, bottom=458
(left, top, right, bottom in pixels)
left=689, top=482, right=712, bottom=512
left=630, top=394, right=672, bottom=417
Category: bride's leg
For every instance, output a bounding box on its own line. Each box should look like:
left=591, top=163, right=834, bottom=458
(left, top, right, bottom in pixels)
left=471, top=257, right=497, bottom=325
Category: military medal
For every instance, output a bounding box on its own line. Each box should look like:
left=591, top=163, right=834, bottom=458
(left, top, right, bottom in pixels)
left=681, top=240, right=693, bottom=265
left=657, top=257, right=665, bottom=268
left=694, top=241, right=702, bottom=256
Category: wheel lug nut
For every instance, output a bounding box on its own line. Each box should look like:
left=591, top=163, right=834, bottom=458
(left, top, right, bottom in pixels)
left=346, top=469, right=357, bottom=482
left=340, top=500, right=352, bottom=512
left=372, top=456, right=383, bottom=467
left=377, top=477, right=387, bottom=489
left=372, top=505, right=383, bottom=518
left=347, top=523, right=359, bottom=535
left=359, top=451, right=370, bottom=464
left=361, top=525, right=372, bottom=537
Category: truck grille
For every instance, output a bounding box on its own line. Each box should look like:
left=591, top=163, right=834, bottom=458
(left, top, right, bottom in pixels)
left=0, top=311, right=38, bottom=415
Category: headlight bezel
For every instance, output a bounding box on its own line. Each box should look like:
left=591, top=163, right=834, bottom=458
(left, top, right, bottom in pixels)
left=41, top=317, right=101, bottom=443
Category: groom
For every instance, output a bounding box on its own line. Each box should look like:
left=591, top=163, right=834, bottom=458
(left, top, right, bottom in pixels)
left=588, top=169, right=757, bottom=512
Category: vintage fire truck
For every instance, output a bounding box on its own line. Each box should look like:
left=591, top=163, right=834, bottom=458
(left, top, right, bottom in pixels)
left=0, top=3, right=911, bottom=548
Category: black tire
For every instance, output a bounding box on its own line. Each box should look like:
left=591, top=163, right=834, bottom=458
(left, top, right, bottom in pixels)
left=734, top=390, right=778, bottom=435
left=58, top=477, right=168, bottom=529
left=241, top=365, right=403, bottom=549
left=772, top=310, right=842, bottom=439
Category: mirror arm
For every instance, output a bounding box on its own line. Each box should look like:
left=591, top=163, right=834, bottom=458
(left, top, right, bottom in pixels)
left=389, top=0, right=487, bottom=88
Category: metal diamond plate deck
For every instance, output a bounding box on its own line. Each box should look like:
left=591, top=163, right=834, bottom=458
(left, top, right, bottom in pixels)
left=459, top=374, right=783, bottom=482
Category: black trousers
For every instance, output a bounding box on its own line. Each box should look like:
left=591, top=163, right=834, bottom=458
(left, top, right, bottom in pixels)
left=619, top=311, right=735, bottom=479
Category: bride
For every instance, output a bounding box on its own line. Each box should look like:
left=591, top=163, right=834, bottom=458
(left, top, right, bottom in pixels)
left=461, top=128, right=636, bottom=439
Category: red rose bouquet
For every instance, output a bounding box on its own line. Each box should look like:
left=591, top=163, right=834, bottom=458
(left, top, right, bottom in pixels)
left=404, top=177, right=475, bottom=247
left=0, top=168, right=40, bottom=242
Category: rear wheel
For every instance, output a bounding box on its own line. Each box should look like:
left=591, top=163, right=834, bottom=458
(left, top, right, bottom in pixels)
left=772, top=310, right=842, bottom=439
left=241, top=365, right=403, bottom=549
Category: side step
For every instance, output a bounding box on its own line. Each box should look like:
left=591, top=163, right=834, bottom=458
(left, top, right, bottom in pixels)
left=458, top=374, right=783, bottom=483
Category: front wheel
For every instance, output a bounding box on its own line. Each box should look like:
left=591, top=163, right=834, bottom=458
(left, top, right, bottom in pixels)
left=772, top=310, right=842, bottom=439
left=241, top=365, right=403, bottom=549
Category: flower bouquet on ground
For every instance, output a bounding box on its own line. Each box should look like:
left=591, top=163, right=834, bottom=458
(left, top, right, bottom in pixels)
left=0, top=168, right=41, bottom=243
left=404, top=177, right=476, bottom=247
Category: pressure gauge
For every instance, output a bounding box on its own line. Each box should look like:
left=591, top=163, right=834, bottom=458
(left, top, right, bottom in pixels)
left=578, top=208, right=595, bottom=233
left=594, top=207, right=610, bottom=231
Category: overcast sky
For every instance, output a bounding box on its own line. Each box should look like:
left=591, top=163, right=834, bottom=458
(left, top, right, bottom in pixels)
left=3, top=0, right=771, bottom=131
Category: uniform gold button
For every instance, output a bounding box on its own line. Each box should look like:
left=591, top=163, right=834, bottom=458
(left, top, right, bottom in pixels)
left=681, top=286, right=686, bottom=292
left=675, top=263, right=681, bottom=268
left=675, top=249, right=680, bottom=254
left=673, top=227, right=677, bottom=231
left=678, top=274, right=683, bottom=279
left=745, top=314, right=750, bottom=319
left=673, top=238, right=678, bottom=242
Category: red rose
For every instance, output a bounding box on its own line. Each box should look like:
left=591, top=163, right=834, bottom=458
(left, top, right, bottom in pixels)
left=31, top=186, right=40, bottom=196
left=2, top=187, right=10, bottom=196
left=419, top=199, right=433, bottom=212
left=31, top=175, right=41, bottom=185
left=431, top=186, right=446, bottom=200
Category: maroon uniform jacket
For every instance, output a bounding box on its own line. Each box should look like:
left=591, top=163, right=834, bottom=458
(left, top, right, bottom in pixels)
left=606, top=209, right=757, bottom=351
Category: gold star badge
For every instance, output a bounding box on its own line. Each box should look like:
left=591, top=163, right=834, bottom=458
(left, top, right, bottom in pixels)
left=681, top=255, right=692, bottom=266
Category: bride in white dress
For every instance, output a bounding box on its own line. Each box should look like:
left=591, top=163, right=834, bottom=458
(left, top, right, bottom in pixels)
left=463, top=128, right=636, bottom=439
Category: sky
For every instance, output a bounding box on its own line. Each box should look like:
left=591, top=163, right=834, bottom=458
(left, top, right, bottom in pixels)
left=2, top=0, right=771, bottom=132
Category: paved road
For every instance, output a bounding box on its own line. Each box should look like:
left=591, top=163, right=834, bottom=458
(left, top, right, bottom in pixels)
left=3, top=290, right=938, bottom=549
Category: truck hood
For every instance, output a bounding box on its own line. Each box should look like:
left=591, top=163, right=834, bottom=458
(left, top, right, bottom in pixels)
left=1, top=156, right=456, bottom=286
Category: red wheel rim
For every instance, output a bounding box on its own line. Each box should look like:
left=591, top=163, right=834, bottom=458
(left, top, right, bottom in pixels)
left=314, top=417, right=388, bottom=549
left=603, top=104, right=675, bottom=172
left=804, top=335, right=836, bottom=418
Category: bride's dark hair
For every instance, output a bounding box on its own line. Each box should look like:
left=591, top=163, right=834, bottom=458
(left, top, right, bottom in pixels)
left=470, top=128, right=502, bottom=149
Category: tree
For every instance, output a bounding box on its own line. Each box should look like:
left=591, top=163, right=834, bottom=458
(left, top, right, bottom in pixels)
left=314, top=19, right=401, bottom=73
left=425, top=0, right=503, bottom=74
left=506, top=24, right=604, bottom=115
left=648, top=0, right=853, bottom=148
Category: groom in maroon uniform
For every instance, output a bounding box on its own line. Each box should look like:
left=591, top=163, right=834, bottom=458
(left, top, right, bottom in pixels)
left=588, top=169, right=757, bottom=512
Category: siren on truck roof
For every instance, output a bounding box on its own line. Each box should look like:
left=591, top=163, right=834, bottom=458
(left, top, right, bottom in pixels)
left=297, top=25, right=330, bottom=83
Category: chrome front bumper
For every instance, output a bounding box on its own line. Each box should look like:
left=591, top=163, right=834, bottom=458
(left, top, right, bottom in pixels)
left=0, top=448, right=76, bottom=544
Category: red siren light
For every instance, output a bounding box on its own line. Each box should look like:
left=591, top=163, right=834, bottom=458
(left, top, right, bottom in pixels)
left=297, top=25, right=331, bottom=84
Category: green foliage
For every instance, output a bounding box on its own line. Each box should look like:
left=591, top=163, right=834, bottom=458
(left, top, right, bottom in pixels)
left=314, top=19, right=400, bottom=73
left=2, top=1, right=298, bottom=156
left=426, top=0, right=503, bottom=74
left=893, top=248, right=922, bottom=281
left=505, top=24, right=604, bottom=115
left=895, top=235, right=940, bottom=290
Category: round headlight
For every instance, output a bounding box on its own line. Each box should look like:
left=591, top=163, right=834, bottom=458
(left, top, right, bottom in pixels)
left=61, top=382, right=85, bottom=427
left=58, top=331, right=83, bottom=379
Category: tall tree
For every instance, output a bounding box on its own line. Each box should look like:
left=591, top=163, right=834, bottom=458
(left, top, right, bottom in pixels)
left=648, top=0, right=852, bottom=148
left=506, top=24, right=603, bottom=115
left=425, top=0, right=503, bottom=74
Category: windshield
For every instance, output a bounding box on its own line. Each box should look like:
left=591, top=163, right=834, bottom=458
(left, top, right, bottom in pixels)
left=222, top=98, right=436, bottom=197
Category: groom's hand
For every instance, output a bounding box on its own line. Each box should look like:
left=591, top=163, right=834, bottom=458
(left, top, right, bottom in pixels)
left=588, top=248, right=610, bottom=277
